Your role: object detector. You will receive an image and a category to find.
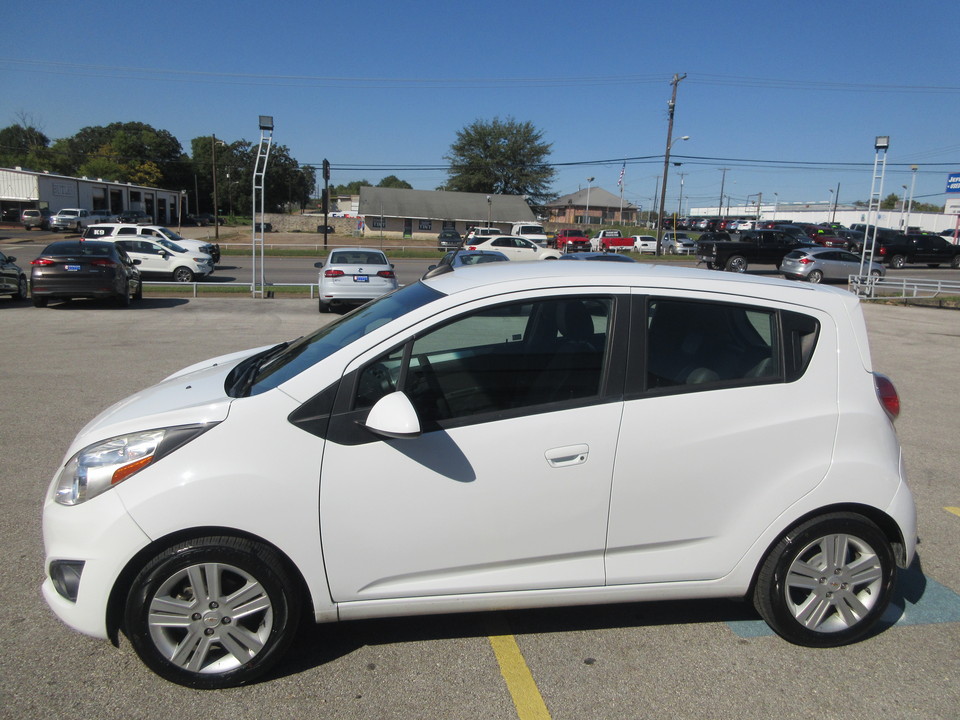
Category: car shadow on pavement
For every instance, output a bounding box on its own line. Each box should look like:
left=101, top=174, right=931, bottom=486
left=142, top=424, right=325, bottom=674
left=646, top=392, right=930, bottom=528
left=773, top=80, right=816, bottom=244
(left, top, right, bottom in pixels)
left=270, top=557, right=958, bottom=684
left=36, top=297, right=191, bottom=310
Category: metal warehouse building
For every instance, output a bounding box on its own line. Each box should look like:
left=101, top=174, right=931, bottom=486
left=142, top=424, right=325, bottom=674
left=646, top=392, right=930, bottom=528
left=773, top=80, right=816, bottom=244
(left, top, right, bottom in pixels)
left=0, top=166, right=183, bottom=225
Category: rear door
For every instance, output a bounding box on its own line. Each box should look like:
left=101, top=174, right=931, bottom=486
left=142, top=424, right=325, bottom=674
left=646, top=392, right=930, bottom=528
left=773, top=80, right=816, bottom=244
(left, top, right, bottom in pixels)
left=605, top=292, right=837, bottom=584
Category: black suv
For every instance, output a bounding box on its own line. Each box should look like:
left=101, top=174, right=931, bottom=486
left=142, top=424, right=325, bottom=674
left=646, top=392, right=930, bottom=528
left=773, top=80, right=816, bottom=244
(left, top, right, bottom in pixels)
left=437, top=229, right=462, bottom=250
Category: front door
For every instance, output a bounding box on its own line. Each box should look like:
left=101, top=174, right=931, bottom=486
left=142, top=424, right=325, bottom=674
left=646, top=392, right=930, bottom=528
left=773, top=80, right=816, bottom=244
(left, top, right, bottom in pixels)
left=319, top=293, right=625, bottom=602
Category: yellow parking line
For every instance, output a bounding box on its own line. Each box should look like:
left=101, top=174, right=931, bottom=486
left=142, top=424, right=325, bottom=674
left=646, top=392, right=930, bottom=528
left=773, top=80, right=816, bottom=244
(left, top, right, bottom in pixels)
left=487, top=615, right=552, bottom=720
left=945, top=507, right=960, bottom=518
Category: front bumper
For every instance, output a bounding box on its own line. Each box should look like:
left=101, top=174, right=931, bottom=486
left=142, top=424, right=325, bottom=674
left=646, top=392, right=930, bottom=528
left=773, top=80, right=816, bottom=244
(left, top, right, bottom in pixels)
left=42, top=491, right=152, bottom=639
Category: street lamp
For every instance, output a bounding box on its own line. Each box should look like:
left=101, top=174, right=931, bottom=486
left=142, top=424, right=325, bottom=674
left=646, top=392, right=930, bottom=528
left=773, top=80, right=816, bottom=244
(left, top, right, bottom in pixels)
left=486, top=195, right=492, bottom=227
left=584, top=177, right=595, bottom=227
left=906, top=165, right=918, bottom=230
left=657, top=135, right=689, bottom=254
left=773, top=192, right=779, bottom=221
left=899, top=184, right=909, bottom=229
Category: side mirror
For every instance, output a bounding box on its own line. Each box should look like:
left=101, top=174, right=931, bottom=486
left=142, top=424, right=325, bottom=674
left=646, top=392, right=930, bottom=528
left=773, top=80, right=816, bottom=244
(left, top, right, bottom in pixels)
left=133, top=259, right=142, bottom=265
left=361, top=391, right=421, bottom=439
left=6, top=256, right=15, bottom=263
left=314, top=261, right=324, bottom=268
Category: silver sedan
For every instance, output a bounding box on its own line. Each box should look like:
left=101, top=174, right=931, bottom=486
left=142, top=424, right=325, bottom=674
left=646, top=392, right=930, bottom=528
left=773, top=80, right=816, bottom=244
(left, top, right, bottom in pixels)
left=781, top=247, right=885, bottom=283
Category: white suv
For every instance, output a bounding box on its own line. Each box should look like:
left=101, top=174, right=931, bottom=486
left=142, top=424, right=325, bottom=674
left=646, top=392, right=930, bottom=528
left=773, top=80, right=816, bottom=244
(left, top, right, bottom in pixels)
left=83, top=224, right=220, bottom=264
left=111, top=236, right=214, bottom=282
left=42, top=262, right=914, bottom=688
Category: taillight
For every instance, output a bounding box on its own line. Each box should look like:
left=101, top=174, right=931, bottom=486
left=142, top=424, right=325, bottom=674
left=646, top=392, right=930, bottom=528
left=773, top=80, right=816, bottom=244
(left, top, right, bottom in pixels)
left=799, top=257, right=813, bottom=264
left=31, top=258, right=55, bottom=266
left=467, top=246, right=477, bottom=250
left=324, top=269, right=345, bottom=278
left=377, top=270, right=395, bottom=279
left=878, top=246, right=887, bottom=256
left=874, top=372, right=900, bottom=420
left=90, top=259, right=117, bottom=267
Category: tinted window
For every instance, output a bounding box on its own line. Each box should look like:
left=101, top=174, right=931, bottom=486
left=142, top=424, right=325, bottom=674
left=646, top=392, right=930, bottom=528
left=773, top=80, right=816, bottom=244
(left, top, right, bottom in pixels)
left=645, top=299, right=779, bottom=390
left=354, top=297, right=613, bottom=424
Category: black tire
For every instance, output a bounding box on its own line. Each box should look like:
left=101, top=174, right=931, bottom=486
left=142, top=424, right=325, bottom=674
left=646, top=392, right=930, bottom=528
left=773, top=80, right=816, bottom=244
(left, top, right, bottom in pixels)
left=889, top=255, right=906, bottom=269
left=725, top=255, right=748, bottom=273
left=172, top=266, right=194, bottom=283
left=32, top=294, right=48, bottom=308
left=952, top=256, right=960, bottom=269
left=753, top=513, right=895, bottom=647
left=870, top=269, right=882, bottom=278
left=116, top=287, right=131, bottom=307
left=133, top=280, right=143, bottom=301
left=807, top=269, right=823, bottom=284
left=124, top=536, right=301, bottom=689
left=14, top=275, right=27, bottom=300
left=318, top=299, right=330, bottom=313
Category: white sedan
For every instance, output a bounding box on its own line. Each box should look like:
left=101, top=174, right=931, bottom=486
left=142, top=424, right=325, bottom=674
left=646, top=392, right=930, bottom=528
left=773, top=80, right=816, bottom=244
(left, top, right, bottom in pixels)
left=632, top=235, right=658, bottom=253
left=466, top=234, right=561, bottom=260
left=317, top=247, right=398, bottom=312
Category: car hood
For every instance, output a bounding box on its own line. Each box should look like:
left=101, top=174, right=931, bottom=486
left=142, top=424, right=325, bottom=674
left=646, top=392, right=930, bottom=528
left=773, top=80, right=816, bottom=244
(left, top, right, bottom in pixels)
left=68, top=347, right=268, bottom=454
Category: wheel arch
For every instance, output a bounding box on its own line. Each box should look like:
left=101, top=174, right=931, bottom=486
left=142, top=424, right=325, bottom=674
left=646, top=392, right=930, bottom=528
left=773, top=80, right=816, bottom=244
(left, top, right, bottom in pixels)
left=105, top=526, right=315, bottom=645
left=746, top=502, right=909, bottom=600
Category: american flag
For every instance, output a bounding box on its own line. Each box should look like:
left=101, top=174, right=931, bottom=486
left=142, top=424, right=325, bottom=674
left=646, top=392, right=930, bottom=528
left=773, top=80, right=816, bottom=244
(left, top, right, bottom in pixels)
left=617, top=162, right=625, bottom=188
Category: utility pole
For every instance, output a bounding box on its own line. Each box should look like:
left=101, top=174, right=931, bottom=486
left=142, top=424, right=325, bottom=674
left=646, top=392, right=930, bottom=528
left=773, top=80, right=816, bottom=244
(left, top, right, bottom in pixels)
left=718, top=168, right=729, bottom=219
left=211, top=134, right=220, bottom=243
left=657, top=72, right=686, bottom=255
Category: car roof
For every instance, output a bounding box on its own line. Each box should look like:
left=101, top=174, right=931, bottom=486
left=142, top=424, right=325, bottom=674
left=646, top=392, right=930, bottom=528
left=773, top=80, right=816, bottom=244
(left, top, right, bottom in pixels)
left=420, top=256, right=855, bottom=309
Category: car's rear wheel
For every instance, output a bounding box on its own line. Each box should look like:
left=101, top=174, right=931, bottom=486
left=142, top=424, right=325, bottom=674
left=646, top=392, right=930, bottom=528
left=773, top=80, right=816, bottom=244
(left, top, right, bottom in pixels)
left=173, top=266, right=194, bottom=283
left=753, top=513, right=895, bottom=647
left=14, top=275, right=27, bottom=300
left=124, top=536, right=301, bottom=689
left=889, top=255, right=906, bottom=269
left=725, top=255, right=748, bottom=272
left=318, top=299, right=330, bottom=313
left=807, top=270, right=824, bottom=283
left=952, top=256, right=960, bottom=269
left=32, top=294, right=48, bottom=308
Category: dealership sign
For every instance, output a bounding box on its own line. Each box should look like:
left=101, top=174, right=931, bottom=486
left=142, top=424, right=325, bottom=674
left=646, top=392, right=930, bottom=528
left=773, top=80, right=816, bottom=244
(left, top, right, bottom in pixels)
left=947, top=172, right=960, bottom=193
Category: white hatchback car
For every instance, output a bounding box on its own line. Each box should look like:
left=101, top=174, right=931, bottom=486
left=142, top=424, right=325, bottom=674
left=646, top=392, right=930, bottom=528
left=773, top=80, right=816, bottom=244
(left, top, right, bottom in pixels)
left=466, top=234, right=562, bottom=260
left=317, top=247, right=398, bottom=313
left=632, top=235, right=658, bottom=253
left=42, top=262, right=915, bottom=688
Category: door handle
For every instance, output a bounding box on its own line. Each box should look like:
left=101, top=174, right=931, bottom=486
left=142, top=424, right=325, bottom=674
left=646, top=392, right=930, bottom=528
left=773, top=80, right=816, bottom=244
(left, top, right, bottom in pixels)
left=545, top=444, right=589, bottom=468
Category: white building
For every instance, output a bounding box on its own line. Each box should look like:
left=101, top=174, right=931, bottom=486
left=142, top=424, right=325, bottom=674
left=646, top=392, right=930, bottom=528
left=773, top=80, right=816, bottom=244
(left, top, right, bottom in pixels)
left=0, top=166, right=185, bottom=224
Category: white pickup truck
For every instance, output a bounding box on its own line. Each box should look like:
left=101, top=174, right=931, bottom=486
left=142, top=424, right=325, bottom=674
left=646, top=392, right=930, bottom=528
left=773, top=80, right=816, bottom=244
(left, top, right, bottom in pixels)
left=50, top=209, right=106, bottom=232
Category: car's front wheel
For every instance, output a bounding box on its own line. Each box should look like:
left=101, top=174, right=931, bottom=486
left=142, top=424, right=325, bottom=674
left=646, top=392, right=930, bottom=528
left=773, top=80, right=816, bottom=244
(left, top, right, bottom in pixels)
left=124, top=536, right=301, bottom=689
left=753, top=513, right=895, bottom=647
left=173, top=266, right=195, bottom=283
left=14, top=275, right=27, bottom=300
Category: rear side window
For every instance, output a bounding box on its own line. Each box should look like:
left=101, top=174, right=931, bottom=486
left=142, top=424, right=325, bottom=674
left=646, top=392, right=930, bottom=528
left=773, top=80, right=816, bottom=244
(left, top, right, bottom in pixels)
left=645, top=299, right=780, bottom=391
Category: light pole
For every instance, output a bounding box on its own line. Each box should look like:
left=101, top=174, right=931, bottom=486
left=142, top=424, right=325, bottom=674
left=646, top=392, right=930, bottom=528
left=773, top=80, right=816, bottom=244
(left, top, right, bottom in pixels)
left=211, top=135, right=226, bottom=243
left=828, top=188, right=834, bottom=224
left=486, top=195, right=492, bottom=227
left=584, top=177, right=594, bottom=227
left=899, top=185, right=909, bottom=229
left=906, top=165, right=918, bottom=230
left=676, top=172, right=687, bottom=219
left=773, top=192, right=779, bottom=221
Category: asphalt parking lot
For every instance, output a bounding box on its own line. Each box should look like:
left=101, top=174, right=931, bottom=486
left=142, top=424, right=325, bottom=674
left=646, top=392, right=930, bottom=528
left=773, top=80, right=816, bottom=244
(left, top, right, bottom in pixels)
left=1, top=295, right=958, bottom=719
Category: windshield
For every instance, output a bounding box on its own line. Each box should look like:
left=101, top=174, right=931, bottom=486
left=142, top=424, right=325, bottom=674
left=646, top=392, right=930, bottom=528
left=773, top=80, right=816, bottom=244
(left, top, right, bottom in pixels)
left=245, top=282, right=444, bottom=396
left=155, top=238, right=188, bottom=253
left=157, top=227, right=185, bottom=242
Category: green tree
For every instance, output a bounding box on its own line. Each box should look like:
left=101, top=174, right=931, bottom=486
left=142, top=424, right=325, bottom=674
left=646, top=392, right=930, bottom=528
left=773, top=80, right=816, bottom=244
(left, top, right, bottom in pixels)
left=0, top=122, right=50, bottom=169
left=377, top=175, right=412, bottom=189
left=444, top=116, right=556, bottom=203
left=331, top=179, right=373, bottom=195
left=880, top=193, right=901, bottom=210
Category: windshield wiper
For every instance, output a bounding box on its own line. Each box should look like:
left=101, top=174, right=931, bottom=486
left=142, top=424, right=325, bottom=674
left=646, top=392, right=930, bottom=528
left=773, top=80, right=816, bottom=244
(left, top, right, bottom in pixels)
left=227, top=342, right=289, bottom=397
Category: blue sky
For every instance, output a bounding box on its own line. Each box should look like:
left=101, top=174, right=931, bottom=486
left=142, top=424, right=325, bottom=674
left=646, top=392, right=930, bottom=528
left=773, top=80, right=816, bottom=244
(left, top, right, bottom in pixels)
left=3, top=0, right=959, bottom=214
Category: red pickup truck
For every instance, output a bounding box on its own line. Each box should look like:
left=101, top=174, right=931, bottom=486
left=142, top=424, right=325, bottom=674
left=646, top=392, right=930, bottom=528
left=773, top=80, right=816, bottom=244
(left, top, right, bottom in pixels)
left=554, top=228, right=591, bottom=252
left=590, top=230, right=635, bottom=252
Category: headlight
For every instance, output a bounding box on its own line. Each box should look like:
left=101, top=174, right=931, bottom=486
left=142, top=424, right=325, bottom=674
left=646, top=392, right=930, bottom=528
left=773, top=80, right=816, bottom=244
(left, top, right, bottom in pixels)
left=54, top=424, right=214, bottom=506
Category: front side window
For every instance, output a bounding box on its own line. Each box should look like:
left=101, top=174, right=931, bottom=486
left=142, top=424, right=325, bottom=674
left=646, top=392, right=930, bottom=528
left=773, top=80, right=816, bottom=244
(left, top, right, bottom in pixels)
left=354, top=296, right=613, bottom=426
